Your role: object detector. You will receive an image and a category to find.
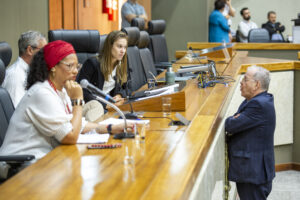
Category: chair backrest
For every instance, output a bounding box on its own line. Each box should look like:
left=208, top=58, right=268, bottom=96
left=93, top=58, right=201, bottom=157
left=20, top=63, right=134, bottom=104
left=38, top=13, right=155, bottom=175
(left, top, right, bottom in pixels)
left=248, top=28, right=270, bottom=43
left=121, top=27, right=147, bottom=92
left=235, top=30, right=241, bottom=42
left=147, top=20, right=169, bottom=63
left=48, top=30, right=100, bottom=64
left=0, top=58, right=14, bottom=146
left=0, top=42, right=12, bottom=68
left=99, top=34, right=107, bottom=55
left=138, top=31, right=157, bottom=79
left=131, top=18, right=145, bottom=31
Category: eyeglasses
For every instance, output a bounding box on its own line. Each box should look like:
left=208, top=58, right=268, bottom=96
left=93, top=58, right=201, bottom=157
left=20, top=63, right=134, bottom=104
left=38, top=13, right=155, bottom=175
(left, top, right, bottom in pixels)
left=31, top=46, right=42, bottom=50
left=60, top=61, right=82, bottom=71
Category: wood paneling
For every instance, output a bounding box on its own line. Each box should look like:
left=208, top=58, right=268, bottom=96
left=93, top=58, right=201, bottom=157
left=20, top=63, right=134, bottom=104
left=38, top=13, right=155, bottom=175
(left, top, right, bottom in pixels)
left=275, top=163, right=300, bottom=172
left=49, top=0, right=63, bottom=30
left=298, top=51, right=300, bottom=60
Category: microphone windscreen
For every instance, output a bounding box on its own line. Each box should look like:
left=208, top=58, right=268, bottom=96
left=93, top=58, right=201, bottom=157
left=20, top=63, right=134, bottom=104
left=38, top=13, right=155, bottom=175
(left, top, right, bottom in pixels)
left=80, top=79, right=89, bottom=89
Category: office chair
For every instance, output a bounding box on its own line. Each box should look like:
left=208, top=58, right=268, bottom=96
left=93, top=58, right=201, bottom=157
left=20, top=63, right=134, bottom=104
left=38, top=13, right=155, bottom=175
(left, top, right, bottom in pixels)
left=0, top=42, right=12, bottom=68
left=147, top=19, right=172, bottom=69
left=138, top=30, right=159, bottom=78
left=121, top=27, right=147, bottom=92
left=48, top=29, right=100, bottom=64
left=248, top=28, right=270, bottom=43
left=235, top=30, right=241, bottom=42
left=131, top=17, right=145, bottom=31
left=99, top=34, right=107, bottom=55
left=0, top=42, right=35, bottom=181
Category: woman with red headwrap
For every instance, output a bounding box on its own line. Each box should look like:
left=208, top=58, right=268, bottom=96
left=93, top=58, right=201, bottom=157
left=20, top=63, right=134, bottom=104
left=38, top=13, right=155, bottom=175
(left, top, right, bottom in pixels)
left=0, top=40, right=133, bottom=179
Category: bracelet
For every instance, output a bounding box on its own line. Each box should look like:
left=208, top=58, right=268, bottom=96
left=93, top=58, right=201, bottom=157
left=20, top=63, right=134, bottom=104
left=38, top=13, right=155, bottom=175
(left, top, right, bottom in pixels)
left=106, top=124, right=112, bottom=134
left=71, top=99, right=85, bottom=106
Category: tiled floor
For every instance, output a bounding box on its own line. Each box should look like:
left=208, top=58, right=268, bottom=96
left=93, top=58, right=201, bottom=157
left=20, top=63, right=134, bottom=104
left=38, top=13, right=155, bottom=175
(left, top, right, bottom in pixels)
left=268, top=170, right=300, bottom=200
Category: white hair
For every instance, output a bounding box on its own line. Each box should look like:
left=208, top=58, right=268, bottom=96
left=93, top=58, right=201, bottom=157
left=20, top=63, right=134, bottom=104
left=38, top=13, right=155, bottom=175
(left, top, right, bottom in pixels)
left=247, top=65, right=270, bottom=91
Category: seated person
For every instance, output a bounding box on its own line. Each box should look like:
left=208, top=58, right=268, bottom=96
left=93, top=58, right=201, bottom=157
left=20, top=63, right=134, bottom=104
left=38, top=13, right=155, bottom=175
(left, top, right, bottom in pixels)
left=262, top=11, right=285, bottom=41
left=237, top=7, right=257, bottom=43
left=77, top=31, right=128, bottom=109
left=209, top=0, right=230, bottom=43
left=2, top=30, right=47, bottom=107
left=121, top=0, right=147, bottom=28
left=0, top=40, right=133, bottom=179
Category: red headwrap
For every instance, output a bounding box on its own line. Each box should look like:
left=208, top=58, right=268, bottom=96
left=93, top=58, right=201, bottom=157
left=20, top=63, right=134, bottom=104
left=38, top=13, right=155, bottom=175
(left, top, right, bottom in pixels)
left=43, top=40, right=76, bottom=71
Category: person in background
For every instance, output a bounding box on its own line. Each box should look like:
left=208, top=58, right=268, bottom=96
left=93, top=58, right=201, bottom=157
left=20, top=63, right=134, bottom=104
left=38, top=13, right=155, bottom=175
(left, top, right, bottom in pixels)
left=237, top=7, right=258, bottom=43
left=262, top=11, right=285, bottom=42
left=2, top=31, right=47, bottom=107
left=0, top=40, right=133, bottom=179
left=121, top=0, right=147, bottom=28
left=77, top=31, right=128, bottom=109
left=221, top=0, right=235, bottom=41
left=209, top=0, right=230, bottom=43
left=225, top=66, right=276, bottom=200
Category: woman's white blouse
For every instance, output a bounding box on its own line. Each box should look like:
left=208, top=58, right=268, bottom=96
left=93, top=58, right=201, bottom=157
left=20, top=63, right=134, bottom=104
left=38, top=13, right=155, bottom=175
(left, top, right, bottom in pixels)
left=102, top=67, right=117, bottom=95
left=0, top=81, right=87, bottom=161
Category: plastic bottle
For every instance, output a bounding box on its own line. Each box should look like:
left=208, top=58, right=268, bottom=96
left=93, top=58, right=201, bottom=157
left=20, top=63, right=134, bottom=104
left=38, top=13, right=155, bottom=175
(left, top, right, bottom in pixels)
left=165, top=67, right=175, bottom=85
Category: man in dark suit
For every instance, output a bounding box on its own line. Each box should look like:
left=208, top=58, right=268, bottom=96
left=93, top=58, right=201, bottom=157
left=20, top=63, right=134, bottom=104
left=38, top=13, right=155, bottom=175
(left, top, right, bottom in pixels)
left=262, top=11, right=285, bottom=41
left=225, top=65, right=276, bottom=200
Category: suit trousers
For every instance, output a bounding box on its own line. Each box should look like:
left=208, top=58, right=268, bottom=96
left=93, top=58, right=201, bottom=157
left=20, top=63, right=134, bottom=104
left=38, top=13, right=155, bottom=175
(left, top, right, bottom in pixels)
left=236, top=181, right=272, bottom=200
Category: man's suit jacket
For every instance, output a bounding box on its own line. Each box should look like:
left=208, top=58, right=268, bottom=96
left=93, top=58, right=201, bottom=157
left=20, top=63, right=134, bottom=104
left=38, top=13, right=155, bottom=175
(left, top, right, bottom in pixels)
left=262, top=21, right=285, bottom=40
left=225, top=92, right=276, bottom=184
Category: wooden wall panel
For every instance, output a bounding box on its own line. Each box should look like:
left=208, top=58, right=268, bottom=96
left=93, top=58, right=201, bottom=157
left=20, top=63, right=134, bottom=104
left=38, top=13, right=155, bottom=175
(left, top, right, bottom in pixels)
left=49, top=0, right=63, bottom=30
left=63, top=0, right=75, bottom=29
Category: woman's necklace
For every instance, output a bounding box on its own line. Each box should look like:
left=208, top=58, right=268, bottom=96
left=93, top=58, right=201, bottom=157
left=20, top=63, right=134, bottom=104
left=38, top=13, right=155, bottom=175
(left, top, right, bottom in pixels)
left=48, top=79, right=71, bottom=114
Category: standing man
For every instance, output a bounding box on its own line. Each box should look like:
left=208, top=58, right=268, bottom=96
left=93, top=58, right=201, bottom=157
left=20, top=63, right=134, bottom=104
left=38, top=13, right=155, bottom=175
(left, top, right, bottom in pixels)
left=121, top=0, right=147, bottom=28
left=2, top=31, right=47, bottom=107
left=225, top=66, right=276, bottom=200
left=237, top=7, right=258, bottom=43
left=262, top=11, right=285, bottom=41
left=209, top=0, right=230, bottom=43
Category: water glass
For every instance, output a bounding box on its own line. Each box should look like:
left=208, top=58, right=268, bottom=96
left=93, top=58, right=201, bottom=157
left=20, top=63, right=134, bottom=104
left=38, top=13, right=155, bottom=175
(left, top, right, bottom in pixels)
left=162, top=97, right=172, bottom=116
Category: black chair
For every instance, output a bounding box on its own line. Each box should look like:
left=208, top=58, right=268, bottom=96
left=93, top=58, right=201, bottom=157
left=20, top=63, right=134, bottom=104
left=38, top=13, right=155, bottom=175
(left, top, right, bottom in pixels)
left=99, top=34, right=107, bottom=55
left=138, top=31, right=159, bottom=78
left=131, top=17, right=145, bottom=31
left=48, top=29, right=100, bottom=64
left=0, top=42, right=12, bottom=68
left=0, top=43, right=34, bottom=181
left=147, top=20, right=172, bottom=69
left=248, top=28, right=270, bottom=43
left=121, top=27, right=147, bottom=92
left=235, top=30, right=241, bottom=42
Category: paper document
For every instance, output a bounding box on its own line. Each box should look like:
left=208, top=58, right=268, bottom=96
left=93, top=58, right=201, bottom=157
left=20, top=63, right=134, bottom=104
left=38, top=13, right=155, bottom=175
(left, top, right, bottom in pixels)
left=99, top=118, right=150, bottom=125
left=77, top=131, right=110, bottom=144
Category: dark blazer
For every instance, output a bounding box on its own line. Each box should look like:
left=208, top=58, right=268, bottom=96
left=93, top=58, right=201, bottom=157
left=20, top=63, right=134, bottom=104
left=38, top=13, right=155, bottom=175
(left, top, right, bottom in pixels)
left=262, top=21, right=285, bottom=40
left=225, top=92, right=276, bottom=185
left=76, top=57, right=127, bottom=104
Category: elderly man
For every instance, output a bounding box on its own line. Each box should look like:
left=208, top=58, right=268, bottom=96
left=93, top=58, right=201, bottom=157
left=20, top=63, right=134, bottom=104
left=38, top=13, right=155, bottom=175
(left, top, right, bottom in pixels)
left=2, top=31, right=47, bottom=107
left=225, top=66, right=276, bottom=200
left=121, top=0, right=147, bottom=28
left=262, top=11, right=285, bottom=41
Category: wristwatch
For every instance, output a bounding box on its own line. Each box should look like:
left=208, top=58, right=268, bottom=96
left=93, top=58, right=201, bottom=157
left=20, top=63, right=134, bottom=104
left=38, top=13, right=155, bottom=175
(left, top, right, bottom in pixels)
left=71, top=99, right=85, bottom=106
left=107, top=124, right=112, bottom=134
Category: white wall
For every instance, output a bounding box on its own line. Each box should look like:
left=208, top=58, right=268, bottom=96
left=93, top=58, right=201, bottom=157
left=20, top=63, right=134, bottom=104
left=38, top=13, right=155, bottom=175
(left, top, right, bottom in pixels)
left=230, top=0, right=300, bottom=39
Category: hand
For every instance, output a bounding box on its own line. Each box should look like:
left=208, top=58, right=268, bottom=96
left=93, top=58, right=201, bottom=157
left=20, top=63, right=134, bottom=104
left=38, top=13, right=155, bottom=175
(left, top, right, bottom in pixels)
left=110, top=122, right=135, bottom=134
left=233, top=113, right=240, bottom=119
left=113, top=95, right=125, bottom=106
left=226, top=0, right=231, bottom=5
left=65, top=80, right=83, bottom=100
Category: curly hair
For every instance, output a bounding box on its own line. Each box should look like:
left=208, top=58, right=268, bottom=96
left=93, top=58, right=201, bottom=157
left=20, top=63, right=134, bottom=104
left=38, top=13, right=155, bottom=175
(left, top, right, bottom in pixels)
left=26, top=49, right=49, bottom=90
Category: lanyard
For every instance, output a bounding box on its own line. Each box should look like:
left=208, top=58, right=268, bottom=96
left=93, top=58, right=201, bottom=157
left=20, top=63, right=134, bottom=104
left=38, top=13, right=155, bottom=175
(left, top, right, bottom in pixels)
left=48, top=79, right=71, bottom=114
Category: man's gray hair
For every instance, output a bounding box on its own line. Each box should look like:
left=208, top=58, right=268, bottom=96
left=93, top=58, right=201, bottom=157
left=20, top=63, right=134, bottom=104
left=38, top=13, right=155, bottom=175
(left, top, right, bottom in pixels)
left=18, top=30, right=46, bottom=56
left=248, top=65, right=270, bottom=91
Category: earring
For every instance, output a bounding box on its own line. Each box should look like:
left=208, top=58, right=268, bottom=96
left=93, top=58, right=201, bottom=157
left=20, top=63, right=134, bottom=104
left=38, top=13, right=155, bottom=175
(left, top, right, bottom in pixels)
left=51, top=68, right=56, bottom=77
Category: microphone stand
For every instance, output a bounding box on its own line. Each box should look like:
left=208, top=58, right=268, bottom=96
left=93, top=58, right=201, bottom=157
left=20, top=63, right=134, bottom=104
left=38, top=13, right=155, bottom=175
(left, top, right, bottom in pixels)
left=93, top=95, right=135, bottom=139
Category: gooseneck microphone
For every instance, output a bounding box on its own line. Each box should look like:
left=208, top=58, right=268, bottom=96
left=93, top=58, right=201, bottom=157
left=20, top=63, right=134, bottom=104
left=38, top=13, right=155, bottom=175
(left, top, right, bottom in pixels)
left=80, top=79, right=116, bottom=103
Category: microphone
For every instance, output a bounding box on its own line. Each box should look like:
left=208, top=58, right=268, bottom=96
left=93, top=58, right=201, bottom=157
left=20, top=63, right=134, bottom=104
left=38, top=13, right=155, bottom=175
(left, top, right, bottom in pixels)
left=80, top=79, right=116, bottom=103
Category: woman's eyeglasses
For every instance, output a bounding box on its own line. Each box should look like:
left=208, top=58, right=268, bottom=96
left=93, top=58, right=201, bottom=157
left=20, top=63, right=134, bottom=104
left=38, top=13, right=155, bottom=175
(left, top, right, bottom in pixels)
left=60, top=61, right=82, bottom=71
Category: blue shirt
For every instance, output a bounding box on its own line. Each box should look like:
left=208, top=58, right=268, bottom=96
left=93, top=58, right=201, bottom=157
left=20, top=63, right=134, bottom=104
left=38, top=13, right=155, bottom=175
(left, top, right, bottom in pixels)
left=209, top=10, right=230, bottom=43
left=121, top=0, right=146, bottom=28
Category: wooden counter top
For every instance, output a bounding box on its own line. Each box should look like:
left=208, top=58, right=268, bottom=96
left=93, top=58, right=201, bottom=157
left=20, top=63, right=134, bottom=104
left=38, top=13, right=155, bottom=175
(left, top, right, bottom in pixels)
left=0, top=52, right=295, bottom=200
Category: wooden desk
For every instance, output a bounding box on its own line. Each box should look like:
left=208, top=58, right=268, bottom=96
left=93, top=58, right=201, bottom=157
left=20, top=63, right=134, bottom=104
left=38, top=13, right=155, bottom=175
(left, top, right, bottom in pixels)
left=298, top=51, right=300, bottom=60
left=176, top=42, right=300, bottom=60
left=0, top=52, right=294, bottom=200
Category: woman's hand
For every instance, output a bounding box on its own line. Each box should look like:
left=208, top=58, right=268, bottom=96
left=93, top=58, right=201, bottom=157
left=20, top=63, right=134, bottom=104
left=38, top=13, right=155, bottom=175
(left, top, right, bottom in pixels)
left=95, top=122, right=135, bottom=134
left=65, top=80, right=83, bottom=100
left=113, top=94, right=125, bottom=106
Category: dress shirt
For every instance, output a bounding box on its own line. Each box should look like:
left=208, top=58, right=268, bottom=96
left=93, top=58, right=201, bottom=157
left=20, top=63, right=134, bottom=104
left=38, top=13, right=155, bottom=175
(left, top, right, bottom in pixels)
left=238, top=20, right=258, bottom=43
left=2, top=57, right=29, bottom=107
left=102, top=67, right=117, bottom=95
